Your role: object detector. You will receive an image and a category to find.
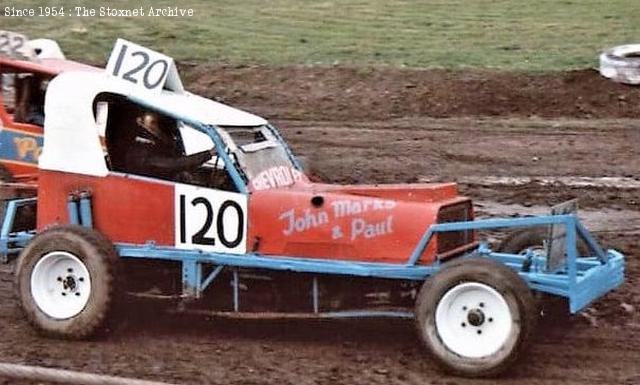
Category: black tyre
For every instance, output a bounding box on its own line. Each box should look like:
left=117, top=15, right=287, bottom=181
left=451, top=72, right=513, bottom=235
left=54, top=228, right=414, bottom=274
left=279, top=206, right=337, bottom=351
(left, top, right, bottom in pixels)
left=15, top=225, right=119, bottom=339
left=415, top=257, right=537, bottom=377
left=497, top=227, right=589, bottom=256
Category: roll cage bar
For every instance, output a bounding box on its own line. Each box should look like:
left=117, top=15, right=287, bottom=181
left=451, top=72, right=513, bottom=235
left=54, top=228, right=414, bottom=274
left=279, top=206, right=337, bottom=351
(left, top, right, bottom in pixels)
left=128, top=95, right=303, bottom=195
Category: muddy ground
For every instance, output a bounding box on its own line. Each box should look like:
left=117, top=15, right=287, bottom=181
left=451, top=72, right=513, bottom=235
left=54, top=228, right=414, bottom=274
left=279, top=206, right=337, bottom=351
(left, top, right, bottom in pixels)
left=0, top=67, right=639, bottom=384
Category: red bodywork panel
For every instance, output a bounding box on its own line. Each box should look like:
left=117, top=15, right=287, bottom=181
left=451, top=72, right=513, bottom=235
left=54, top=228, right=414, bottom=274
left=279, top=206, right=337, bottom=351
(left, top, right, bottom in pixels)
left=38, top=170, right=473, bottom=265
left=248, top=182, right=468, bottom=264
left=38, top=171, right=174, bottom=246
left=0, top=57, right=100, bottom=77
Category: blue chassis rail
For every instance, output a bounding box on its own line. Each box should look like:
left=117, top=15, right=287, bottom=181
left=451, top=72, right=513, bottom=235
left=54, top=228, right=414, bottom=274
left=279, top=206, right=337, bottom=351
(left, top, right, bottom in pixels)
left=0, top=194, right=625, bottom=315
left=0, top=197, right=36, bottom=263
left=113, top=213, right=624, bottom=314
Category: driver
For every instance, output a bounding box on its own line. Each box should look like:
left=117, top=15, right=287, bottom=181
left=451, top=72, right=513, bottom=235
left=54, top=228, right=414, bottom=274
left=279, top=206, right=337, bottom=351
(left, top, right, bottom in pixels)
left=125, top=111, right=216, bottom=181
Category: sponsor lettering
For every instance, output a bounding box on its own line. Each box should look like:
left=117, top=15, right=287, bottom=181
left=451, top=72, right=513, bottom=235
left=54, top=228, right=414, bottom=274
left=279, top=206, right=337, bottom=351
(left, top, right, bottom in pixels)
left=13, top=137, right=41, bottom=160
left=279, top=198, right=396, bottom=242
left=251, top=166, right=305, bottom=191
left=280, top=208, right=329, bottom=236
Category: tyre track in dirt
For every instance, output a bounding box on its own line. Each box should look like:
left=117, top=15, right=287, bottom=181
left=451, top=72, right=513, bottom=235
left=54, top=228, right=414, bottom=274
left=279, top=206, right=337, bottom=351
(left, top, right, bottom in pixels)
left=276, top=117, right=640, bottom=182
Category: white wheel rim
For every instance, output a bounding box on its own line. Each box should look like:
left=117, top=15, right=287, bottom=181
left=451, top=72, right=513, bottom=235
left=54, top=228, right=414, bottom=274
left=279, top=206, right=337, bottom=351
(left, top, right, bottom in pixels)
left=435, top=282, right=513, bottom=358
left=30, top=251, right=92, bottom=319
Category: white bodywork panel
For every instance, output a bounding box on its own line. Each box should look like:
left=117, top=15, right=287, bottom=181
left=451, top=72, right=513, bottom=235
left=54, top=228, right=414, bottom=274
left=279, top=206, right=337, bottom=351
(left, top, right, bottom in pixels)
left=106, top=38, right=183, bottom=93
left=40, top=72, right=114, bottom=176
left=40, top=71, right=267, bottom=176
left=140, top=91, right=266, bottom=127
left=27, top=39, right=65, bottom=60
left=174, top=183, right=247, bottom=254
left=179, top=123, right=213, bottom=154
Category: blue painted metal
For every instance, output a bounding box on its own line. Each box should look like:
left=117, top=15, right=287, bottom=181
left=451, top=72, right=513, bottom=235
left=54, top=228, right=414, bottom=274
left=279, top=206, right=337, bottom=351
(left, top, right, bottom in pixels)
left=200, top=125, right=248, bottom=194
left=1, top=200, right=18, bottom=246
left=0, top=130, right=43, bottom=165
left=408, top=214, right=578, bottom=266
left=181, top=260, right=202, bottom=298
left=312, top=276, right=319, bottom=313
left=78, top=192, right=93, bottom=228
left=0, top=198, right=35, bottom=240
left=319, top=310, right=414, bottom=319
left=565, top=215, right=578, bottom=285
left=576, top=221, right=607, bottom=262
left=0, top=231, right=34, bottom=262
left=115, top=211, right=624, bottom=314
left=67, top=195, right=79, bottom=226
left=201, top=265, right=225, bottom=292
left=233, top=269, right=239, bottom=312
left=0, top=198, right=37, bottom=262
left=569, top=250, right=624, bottom=313
left=116, top=244, right=440, bottom=280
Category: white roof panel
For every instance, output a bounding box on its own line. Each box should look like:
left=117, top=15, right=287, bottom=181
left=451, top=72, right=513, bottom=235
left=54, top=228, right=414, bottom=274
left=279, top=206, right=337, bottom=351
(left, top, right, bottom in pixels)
left=39, top=71, right=266, bottom=176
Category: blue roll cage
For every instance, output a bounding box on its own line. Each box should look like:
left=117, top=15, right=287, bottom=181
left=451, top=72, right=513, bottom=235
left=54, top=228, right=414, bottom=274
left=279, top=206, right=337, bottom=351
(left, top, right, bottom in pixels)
left=0, top=98, right=625, bottom=317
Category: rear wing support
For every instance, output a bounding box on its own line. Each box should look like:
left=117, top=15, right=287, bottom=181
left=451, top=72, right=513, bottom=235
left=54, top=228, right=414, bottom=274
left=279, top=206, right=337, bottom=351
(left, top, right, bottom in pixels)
left=406, top=212, right=622, bottom=313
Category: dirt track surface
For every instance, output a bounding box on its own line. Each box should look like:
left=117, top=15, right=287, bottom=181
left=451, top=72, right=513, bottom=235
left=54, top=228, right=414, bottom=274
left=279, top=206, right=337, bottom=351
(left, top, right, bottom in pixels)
left=1, top=67, right=639, bottom=384
left=184, top=65, right=640, bottom=121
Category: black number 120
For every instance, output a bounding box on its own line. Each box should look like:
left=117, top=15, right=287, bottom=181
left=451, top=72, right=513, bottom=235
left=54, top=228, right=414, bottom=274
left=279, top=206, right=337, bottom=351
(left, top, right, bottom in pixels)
left=179, top=195, right=244, bottom=249
left=111, top=43, right=169, bottom=90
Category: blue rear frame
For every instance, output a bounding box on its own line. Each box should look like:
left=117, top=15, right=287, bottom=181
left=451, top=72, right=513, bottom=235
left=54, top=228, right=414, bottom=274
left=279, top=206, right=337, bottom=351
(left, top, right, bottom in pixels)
left=110, top=213, right=623, bottom=314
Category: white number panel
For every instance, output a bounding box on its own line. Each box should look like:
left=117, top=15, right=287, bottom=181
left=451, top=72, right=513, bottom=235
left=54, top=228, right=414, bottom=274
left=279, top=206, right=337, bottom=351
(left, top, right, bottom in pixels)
left=106, top=38, right=183, bottom=93
left=175, top=184, right=247, bottom=254
left=0, top=31, right=34, bottom=60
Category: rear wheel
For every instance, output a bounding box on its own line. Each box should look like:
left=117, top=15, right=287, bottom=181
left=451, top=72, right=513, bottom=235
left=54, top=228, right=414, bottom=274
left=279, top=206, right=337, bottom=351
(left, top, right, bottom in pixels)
left=415, top=257, right=536, bottom=377
left=16, top=225, right=119, bottom=339
left=497, top=228, right=590, bottom=318
left=497, top=227, right=589, bottom=256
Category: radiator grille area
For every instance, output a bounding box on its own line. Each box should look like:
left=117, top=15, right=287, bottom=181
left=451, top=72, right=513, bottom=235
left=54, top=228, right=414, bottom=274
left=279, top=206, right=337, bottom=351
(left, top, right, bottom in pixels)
left=437, top=201, right=474, bottom=254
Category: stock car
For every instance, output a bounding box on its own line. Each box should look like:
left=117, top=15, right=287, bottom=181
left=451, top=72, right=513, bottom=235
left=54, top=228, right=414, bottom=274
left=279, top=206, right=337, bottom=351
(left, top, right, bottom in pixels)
left=0, top=31, right=99, bottom=182
left=0, top=39, right=625, bottom=377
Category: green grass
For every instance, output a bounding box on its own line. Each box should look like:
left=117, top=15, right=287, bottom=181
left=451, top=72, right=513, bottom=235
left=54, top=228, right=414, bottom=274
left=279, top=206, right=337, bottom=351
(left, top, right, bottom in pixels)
left=2, top=0, right=638, bottom=70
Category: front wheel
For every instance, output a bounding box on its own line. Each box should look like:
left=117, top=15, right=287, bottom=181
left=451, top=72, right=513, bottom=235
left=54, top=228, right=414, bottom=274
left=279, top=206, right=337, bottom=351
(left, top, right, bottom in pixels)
left=15, top=225, right=119, bottom=339
left=415, top=257, right=537, bottom=377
